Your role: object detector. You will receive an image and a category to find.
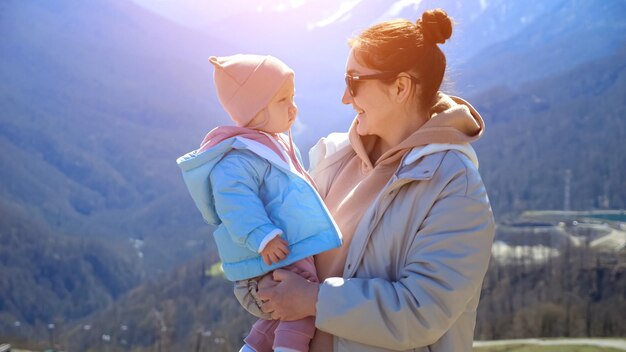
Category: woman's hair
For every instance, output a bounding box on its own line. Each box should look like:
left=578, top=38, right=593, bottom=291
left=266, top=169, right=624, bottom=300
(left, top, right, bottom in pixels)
left=349, top=8, right=453, bottom=109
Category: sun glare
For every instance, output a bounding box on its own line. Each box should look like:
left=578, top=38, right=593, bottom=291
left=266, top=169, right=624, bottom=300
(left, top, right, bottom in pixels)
left=257, top=0, right=309, bottom=13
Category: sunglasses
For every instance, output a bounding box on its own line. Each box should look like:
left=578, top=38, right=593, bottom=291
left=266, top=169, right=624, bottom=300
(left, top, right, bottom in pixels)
left=344, top=72, right=418, bottom=97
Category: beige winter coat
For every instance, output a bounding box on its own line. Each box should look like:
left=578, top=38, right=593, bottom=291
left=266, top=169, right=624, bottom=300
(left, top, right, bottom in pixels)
left=308, top=134, right=496, bottom=352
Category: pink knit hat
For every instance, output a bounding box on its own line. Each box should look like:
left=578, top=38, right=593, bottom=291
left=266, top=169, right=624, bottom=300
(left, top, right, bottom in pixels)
left=209, top=54, right=294, bottom=127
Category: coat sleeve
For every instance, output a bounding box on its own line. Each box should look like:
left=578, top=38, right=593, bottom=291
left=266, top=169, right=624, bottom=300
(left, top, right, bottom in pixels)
left=315, top=174, right=495, bottom=349
left=209, top=151, right=281, bottom=253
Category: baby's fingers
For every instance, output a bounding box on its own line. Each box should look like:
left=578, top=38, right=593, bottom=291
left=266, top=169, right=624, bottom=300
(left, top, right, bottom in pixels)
left=270, top=252, right=281, bottom=264
left=278, top=243, right=290, bottom=256
left=262, top=253, right=271, bottom=266
left=275, top=249, right=287, bottom=261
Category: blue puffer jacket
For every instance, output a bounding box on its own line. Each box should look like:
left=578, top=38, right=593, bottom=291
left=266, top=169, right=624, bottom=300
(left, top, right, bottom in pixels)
left=177, top=136, right=342, bottom=281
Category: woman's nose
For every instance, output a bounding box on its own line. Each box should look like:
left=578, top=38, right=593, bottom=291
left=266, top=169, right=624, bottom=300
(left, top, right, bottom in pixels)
left=341, top=87, right=351, bottom=105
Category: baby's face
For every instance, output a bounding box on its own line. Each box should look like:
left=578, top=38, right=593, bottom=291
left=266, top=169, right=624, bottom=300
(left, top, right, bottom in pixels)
left=258, top=75, right=297, bottom=133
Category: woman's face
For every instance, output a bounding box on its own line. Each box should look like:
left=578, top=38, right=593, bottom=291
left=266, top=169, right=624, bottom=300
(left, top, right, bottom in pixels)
left=255, top=75, right=297, bottom=133
left=342, top=49, right=395, bottom=137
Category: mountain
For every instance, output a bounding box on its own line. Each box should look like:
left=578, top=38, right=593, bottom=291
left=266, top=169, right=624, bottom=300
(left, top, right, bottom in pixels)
left=0, top=0, right=234, bottom=277
left=0, top=199, right=141, bottom=342
left=472, top=45, right=626, bottom=215
left=456, top=0, right=626, bottom=95
left=59, top=258, right=251, bottom=352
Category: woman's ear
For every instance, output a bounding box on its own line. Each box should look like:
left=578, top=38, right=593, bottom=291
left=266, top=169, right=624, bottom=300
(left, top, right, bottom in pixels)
left=394, top=75, right=415, bottom=103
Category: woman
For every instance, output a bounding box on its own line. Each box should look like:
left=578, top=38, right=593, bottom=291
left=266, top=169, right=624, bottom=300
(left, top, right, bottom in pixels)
left=240, top=8, right=496, bottom=352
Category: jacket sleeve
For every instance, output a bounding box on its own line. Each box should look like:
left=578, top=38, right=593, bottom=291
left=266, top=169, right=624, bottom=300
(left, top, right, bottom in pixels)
left=209, top=151, right=281, bottom=253
left=315, top=178, right=495, bottom=349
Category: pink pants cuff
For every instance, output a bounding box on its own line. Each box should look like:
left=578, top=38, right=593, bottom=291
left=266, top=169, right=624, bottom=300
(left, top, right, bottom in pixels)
left=245, top=317, right=315, bottom=352
left=273, top=316, right=316, bottom=351
left=244, top=257, right=317, bottom=352
left=244, top=320, right=277, bottom=352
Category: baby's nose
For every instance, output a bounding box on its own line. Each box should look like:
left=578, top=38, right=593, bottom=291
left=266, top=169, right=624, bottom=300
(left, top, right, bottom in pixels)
left=289, top=104, right=298, bottom=117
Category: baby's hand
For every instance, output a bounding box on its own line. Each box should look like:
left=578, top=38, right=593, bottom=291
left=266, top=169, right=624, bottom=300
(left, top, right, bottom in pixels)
left=261, top=236, right=290, bottom=265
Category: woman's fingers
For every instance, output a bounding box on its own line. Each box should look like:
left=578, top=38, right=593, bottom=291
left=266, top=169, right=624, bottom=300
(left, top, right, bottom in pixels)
left=257, top=271, right=282, bottom=300
left=258, top=292, right=280, bottom=317
left=257, top=273, right=276, bottom=290
left=272, top=268, right=292, bottom=282
left=257, top=287, right=272, bottom=305
left=257, top=269, right=319, bottom=321
left=260, top=299, right=275, bottom=314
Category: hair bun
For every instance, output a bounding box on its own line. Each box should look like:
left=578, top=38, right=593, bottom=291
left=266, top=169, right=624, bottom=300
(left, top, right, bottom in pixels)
left=419, top=8, right=453, bottom=45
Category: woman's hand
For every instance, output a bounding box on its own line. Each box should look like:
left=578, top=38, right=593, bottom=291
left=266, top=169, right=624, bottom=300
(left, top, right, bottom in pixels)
left=257, top=269, right=320, bottom=321
left=257, top=271, right=278, bottom=291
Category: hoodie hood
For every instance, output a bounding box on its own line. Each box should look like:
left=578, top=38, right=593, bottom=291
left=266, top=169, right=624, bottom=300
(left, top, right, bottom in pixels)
left=349, top=94, right=483, bottom=170
left=198, top=125, right=289, bottom=160
left=309, top=94, right=484, bottom=176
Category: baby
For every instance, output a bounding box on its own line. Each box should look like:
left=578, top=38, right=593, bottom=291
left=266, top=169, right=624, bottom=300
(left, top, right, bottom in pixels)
left=177, top=54, right=342, bottom=352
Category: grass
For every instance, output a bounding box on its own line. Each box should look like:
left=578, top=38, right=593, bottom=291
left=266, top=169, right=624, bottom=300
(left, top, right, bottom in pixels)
left=207, top=261, right=225, bottom=277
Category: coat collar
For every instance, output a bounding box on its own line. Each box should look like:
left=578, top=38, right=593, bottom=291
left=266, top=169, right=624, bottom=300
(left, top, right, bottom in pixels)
left=396, top=143, right=479, bottom=181
left=396, top=151, right=446, bottom=181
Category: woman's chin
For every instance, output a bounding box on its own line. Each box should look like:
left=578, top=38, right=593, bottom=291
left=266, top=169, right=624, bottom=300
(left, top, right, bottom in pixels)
left=356, top=121, right=368, bottom=136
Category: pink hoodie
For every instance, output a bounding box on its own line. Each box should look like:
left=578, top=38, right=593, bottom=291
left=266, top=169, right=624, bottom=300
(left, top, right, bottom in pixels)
left=198, top=126, right=312, bottom=184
